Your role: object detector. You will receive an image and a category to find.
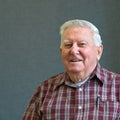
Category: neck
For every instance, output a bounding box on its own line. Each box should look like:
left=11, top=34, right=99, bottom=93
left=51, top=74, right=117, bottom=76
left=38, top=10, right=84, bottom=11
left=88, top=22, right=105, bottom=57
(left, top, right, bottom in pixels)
left=67, top=72, right=88, bottom=83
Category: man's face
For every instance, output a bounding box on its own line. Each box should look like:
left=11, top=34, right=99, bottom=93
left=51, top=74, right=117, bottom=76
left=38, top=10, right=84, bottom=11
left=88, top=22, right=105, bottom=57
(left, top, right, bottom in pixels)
left=60, top=27, right=103, bottom=77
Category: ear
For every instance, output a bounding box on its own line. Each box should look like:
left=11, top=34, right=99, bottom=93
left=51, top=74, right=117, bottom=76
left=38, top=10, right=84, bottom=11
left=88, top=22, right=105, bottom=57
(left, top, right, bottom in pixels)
left=60, top=48, right=62, bottom=53
left=97, top=45, right=103, bottom=61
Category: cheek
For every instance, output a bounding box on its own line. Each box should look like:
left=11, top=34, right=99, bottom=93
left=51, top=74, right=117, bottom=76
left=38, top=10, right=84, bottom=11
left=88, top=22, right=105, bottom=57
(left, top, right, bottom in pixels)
left=61, top=50, right=68, bottom=58
left=61, top=52, right=67, bottom=63
left=90, top=52, right=98, bottom=62
left=83, top=50, right=97, bottom=61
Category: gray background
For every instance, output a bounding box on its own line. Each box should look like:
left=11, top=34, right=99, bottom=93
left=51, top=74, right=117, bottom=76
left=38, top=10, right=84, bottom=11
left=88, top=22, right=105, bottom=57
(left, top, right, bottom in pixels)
left=0, top=0, right=120, bottom=120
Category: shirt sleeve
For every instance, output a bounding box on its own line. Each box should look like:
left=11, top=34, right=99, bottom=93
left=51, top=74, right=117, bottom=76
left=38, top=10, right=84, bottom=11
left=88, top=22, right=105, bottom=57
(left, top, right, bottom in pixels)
left=22, top=86, right=43, bottom=120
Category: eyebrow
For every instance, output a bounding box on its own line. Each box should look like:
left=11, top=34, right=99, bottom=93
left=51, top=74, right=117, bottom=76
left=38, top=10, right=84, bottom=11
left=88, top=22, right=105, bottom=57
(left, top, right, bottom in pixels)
left=63, top=40, right=70, bottom=42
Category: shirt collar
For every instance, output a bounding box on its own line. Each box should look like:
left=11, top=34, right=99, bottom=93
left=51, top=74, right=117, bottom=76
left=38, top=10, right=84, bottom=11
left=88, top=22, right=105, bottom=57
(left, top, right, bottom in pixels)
left=53, top=72, right=67, bottom=90
left=65, top=75, right=90, bottom=88
left=90, top=63, right=104, bottom=85
left=54, top=63, right=104, bottom=90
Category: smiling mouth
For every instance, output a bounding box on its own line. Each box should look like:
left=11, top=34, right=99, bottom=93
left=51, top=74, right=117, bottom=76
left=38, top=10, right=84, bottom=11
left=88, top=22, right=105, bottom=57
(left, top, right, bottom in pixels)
left=70, top=59, right=82, bottom=62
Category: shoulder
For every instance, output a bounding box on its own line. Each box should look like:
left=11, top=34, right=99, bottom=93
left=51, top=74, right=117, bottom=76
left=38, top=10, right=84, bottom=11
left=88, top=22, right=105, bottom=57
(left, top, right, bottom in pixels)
left=29, top=72, right=66, bottom=103
left=36, top=72, right=66, bottom=92
left=100, top=67, right=120, bottom=91
left=96, top=64, right=120, bottom=85
left=102, top=67, right=120, bottom=80
left=41, top=72, right=65, bottom=86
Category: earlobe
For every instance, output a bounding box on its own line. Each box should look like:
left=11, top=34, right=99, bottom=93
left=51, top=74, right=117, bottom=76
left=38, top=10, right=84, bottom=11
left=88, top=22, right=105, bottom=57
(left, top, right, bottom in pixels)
left=60, top=48, right=62, bottom=52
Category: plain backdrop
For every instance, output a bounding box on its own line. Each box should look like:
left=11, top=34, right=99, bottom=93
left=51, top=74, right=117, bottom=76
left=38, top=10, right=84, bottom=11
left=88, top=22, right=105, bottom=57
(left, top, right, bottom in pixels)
left=0, top=0, right=120, bottom=120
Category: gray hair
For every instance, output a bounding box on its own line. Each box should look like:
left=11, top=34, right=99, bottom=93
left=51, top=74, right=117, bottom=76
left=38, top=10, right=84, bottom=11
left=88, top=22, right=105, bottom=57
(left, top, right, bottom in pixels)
left=60, top=19, right=102, bottom=47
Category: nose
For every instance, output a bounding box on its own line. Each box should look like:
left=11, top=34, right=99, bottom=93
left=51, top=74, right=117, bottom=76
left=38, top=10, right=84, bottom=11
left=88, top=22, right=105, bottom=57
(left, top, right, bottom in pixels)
left=70, top=44, right=79, bottom=55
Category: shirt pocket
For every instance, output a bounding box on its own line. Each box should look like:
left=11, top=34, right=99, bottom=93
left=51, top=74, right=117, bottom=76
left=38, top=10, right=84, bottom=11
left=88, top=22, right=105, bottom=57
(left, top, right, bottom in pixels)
left=98, top=99, right=120, bottom=120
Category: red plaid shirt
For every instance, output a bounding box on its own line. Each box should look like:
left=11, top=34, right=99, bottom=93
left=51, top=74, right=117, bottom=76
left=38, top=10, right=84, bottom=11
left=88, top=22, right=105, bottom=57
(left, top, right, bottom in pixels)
left=22, top=64, right=120, bottom=120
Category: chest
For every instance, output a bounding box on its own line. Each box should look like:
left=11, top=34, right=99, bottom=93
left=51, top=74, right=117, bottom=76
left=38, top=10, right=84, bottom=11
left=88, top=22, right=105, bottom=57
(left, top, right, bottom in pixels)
left=40, top=82, right=120, bottom=120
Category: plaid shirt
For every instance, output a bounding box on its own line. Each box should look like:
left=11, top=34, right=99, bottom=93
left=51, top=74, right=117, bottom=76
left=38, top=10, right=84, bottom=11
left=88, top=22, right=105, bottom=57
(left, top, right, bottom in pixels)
left=22, top=64, right=120, bottom=120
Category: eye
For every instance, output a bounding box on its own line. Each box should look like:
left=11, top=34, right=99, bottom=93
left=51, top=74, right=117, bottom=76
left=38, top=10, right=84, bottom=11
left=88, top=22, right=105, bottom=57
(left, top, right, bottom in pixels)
left=64, top=42, right=72, bottom=48
left=78, top=42, right=87, bottom=47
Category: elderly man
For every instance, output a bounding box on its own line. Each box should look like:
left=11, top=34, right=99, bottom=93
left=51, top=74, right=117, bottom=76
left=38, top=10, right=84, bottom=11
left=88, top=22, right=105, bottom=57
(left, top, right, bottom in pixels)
left=22, top=19, right=120, bottom=120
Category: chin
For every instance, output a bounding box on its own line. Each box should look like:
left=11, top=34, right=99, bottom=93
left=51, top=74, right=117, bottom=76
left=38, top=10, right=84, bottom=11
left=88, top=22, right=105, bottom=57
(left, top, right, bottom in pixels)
left=67, top=68, right=83, bottom=73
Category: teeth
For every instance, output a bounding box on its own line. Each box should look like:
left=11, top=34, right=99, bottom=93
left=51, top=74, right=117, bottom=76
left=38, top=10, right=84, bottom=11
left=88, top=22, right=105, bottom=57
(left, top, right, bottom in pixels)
left=71, top=59, right=81, bottom=62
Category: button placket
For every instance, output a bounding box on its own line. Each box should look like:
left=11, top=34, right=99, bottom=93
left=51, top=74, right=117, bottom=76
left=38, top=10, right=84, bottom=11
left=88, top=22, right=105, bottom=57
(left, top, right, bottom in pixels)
left=74, top=87, right=83, bottom=119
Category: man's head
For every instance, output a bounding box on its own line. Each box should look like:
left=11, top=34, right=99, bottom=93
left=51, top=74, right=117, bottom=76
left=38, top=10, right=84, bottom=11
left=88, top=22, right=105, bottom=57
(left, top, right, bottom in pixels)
left=60, top=19, right=103, bottom=81
left=60, top=19, right=102, bottom=47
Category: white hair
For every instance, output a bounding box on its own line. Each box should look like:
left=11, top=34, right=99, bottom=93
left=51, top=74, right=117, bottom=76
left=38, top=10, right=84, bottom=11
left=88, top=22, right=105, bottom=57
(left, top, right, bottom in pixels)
left=60, top=19, right=102, bottom=47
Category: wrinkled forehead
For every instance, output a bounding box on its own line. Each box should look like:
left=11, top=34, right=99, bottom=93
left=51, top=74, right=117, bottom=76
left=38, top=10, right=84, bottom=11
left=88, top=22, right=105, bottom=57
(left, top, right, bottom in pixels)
left=62, top=27, right=94, bottom=39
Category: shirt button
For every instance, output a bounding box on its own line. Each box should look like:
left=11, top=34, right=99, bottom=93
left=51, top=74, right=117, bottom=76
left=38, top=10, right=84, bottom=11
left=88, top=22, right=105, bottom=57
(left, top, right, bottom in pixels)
left=78, top=106, right=82, bottom=109
left=79, top=88, right=82, bottom=91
